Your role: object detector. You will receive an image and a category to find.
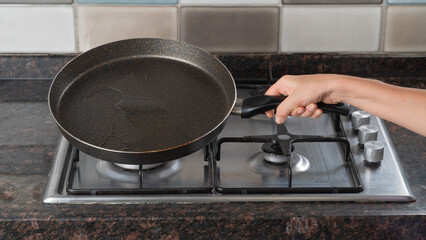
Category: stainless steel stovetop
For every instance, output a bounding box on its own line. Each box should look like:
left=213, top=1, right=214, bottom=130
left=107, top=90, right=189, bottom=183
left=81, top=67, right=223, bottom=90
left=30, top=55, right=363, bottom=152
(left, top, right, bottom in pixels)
left=44, top=88, right=415, bottom=203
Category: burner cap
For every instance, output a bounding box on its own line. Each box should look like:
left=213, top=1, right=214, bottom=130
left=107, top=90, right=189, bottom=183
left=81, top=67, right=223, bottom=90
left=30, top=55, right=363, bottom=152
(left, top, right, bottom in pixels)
left=261, top=142, right=283, bottom=155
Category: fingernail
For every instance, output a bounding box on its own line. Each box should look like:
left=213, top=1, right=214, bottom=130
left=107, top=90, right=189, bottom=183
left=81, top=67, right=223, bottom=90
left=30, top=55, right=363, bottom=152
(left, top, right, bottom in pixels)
left=275, top=116, right=284, bottom=124
left=296, top=108, right=304, bottom=115
left=308, top=104, right=315, bottom=112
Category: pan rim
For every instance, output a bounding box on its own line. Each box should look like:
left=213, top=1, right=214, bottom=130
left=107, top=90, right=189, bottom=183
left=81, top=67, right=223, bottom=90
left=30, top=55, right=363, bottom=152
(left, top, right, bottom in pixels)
left=48, top=38, right=237, bottom=155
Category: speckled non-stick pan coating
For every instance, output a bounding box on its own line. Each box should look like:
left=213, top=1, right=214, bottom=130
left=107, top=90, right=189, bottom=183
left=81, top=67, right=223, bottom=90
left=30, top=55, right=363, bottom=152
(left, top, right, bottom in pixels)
left=48, top=39, right=236, bottom=164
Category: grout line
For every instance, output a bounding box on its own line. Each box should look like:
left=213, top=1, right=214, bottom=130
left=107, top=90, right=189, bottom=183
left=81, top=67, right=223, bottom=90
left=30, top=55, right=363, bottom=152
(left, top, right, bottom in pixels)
left=378, top=0, right=387, bottom=53
left=177, top=1, right=180, bottom=41
left=277, top=0, right=282, bottom=54
left=280, top=0, right=283, bottom=55
left=73, top=0, right=79, bottom=53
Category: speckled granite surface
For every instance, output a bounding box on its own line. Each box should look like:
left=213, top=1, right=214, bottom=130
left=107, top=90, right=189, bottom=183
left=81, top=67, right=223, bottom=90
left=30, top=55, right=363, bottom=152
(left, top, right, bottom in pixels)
left=1, top=54, right=425, bottom=79
left=0, top=54, right=425, bottom=238
left=219, top=54, right=426, bottom=79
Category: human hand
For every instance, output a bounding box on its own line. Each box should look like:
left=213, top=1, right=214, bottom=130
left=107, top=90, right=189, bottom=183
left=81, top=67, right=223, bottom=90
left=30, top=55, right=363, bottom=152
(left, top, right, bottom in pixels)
left=266, top=74, right=426, bottom=136
left=265, top=74, right=341, bottom=124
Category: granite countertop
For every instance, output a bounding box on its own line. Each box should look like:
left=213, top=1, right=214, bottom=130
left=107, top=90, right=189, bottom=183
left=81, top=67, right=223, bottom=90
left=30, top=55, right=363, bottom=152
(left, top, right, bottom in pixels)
left=0, top=55, right=424, bottom=239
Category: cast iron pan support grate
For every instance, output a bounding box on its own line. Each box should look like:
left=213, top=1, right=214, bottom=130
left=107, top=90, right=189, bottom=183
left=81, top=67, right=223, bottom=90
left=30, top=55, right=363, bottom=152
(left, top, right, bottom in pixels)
left=65, top=147, right=214, bottom=195
left=214, top=114, right=363, bottom=194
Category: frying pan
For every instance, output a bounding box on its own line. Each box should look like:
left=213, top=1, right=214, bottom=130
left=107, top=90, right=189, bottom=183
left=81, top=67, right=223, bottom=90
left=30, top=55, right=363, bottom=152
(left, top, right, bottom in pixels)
left=49, top=38, right=348, bottom=165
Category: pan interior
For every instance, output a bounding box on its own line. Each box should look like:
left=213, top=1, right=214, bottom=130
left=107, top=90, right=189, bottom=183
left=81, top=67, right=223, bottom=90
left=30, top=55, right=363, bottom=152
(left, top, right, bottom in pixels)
left=56, top=57, right=231, bottom=152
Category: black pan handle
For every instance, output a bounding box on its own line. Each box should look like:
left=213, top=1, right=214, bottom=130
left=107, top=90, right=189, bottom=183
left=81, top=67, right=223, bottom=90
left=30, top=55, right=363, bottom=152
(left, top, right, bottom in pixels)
left=239, top=95, right=349, bottom=118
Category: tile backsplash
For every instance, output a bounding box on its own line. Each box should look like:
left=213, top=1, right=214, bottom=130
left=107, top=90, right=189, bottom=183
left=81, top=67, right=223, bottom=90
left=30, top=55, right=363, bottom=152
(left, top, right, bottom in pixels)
left=0, top=1, right=424, bottom=54
left=180, top=7, right=279, bottom=53
left=78, top=6, right=177, bottom=51
left=281, top=6, right=381, bottom=52
left=77, top=0, right=178, bottom=4
left=0, top=0, right=72, bottom=3
left=388, top=0, right=426, bottom=4
left=384, top=6, right=426, bottom=52
left=0, top=6, right=75, bottom=53
left=283, top=0, right=383, bottom=4
left=180, top=0, right=280, bottom=5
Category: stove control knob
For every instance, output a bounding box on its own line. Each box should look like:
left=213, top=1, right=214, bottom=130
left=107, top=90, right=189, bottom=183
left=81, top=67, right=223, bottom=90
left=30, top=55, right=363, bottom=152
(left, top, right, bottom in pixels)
left=351, top=110, right=370, bottom=131
left=364, top=141, right=384, bottom=164
left=358, top=125, right=378, bottom=148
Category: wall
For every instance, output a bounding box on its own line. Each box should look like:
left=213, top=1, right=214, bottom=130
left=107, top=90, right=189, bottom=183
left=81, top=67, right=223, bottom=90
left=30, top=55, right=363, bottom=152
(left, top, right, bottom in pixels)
left=0, top=0, right=425, bottom=54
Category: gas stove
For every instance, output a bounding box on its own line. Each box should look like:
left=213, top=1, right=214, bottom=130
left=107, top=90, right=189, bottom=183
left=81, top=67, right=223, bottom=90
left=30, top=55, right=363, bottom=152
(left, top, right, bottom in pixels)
left=44, top=78, right=415, bottom=203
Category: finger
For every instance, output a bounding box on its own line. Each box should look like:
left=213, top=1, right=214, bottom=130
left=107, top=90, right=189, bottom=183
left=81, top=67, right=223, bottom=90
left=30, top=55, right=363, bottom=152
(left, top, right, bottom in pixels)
left=265, top=110, right=274, bottom=118
left=265, top=82, right=283, bottom=118
left=290, top=107, right=305, bottom=117
left=275, top=96, right=298, bottom=124
left=311, top=109, right=323, bottom=119
left=300, top=103, right=317, bottom=118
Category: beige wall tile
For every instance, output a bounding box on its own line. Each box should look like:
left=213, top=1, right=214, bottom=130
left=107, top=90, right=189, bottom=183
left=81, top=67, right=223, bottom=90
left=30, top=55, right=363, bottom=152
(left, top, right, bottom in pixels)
left=0, top=6, right=75, bottom=53
left=281, top=6, right=381, bottom=52
left=385, top=6, right=426, bottom=52
left=180, top=7, right=279, bottom=53
left=283, top=0, right=382, bottom=3
left=388, top=0, right=426, bottom=3
left=78, top=6, right=177, bottom=52
left=0, top=0, right=71, bottom=3
left=0, top=0, right=72, bottom=2
left=181, top=0, right=280, bottom=5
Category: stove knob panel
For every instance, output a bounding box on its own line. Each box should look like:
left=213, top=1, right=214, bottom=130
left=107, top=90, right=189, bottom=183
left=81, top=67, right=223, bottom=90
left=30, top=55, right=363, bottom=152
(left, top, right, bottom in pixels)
left=351, top=110, right=370, bottom=131
left=363, top=141, right=384, bottom=164
left=358, top=125, right=378, bottom=148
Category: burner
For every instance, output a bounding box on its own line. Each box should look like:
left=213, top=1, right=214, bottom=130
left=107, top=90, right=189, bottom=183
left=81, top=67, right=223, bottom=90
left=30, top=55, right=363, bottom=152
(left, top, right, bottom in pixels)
left=261, top=141, right=295, bottom=160
left=261, top=142, right=283, bottom=155
left=263, top=153, right=287, bottom=164
left=114, top=163, right=163, bottom=170
left=249, top=152, right=310, bottom=176
left=96, top=160, right=181, bottom=183
left=261, top=142, right=293, bottom=164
